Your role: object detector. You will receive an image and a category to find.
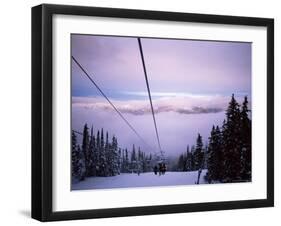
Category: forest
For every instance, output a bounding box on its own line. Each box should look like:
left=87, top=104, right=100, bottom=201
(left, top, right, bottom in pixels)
left=72, top=126, right=154, bottom=181
left=176, top=95, right=251, bottom=183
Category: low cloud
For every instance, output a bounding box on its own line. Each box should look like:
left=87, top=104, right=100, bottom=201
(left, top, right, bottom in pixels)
left=71, top=94, right=245, bottom=116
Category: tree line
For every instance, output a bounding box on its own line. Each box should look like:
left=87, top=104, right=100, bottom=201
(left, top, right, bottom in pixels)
left=72, top=125, right=154, bottom=181
left=177, top=95, right=251, bottom=183
left=177, top=136, right=207, bottom=172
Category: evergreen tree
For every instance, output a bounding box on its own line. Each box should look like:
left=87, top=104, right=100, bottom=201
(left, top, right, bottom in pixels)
left=91, top=132, right=98, bottom=176
left=137, top=147, right=142, bottom=173
left=194, top=133, right=204, bottom=170
left=207, top=125, right=223, bottom=182
left=131, top=145, right=136, bottom=161
left=71, top=131, right=80, bottom=180
left=99, top=128, right=106, bottom=176
left=207, top=126, right=217, bottom=181
left=215, top=126, right=223, bottom=177
left=183, top=152, right=188, bottom=171
left=137, top=147, right=141, bottom=161
left=190, top=145, right=196, bottom=170
left=186, top=148, right=193, bottom=171
left=125, top=148, right=129, bottom=173
left=142, top=152, right=148, bottom=172
left=105, top=131, right=110, bottom=176
left=95, top=130, right=101, bottom=176
left=82, top=124, right=90, bottom=176
left=77, top=145, right=86, bottom=180
left=118, top=148, right=122, bottom=174
left=130, top=145, right=137, bottom=172
left=87, top=126, right=95, bottom=176
left=203, top=143, right=208, bottom=169
left=240, top=96, right=252, bottom=181
left=121, top=149, right=125, bottom=173
left=111, top=135, right=119, bottom=175
left=177, top=154, right=185, bottom=171
left=222, top=94, right=242, bottom=182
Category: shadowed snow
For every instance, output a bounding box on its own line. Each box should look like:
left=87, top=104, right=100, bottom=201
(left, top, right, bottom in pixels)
left=72, top=170, right=207, bottom=190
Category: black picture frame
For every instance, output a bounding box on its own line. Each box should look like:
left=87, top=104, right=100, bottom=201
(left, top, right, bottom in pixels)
left=32, top=4, right=274, bottom=222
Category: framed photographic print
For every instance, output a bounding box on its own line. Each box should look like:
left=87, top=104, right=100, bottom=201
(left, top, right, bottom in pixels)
left=32, top=4, right=274, bottom=221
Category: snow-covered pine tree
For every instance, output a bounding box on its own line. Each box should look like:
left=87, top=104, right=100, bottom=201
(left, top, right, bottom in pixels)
left=186, top=145, right=193, bottom=171
left=148, top=153, right=153, bottom=172
left=137, top=147, right=142, bottom=173
left=183, top=152, right=188, bottom=171
left=82, top=124, right=90, bottom=177
left=215, top=126, right=223, bottom=179
left=203, top=143, right=209, bottom=169
left=190, top=145, right=195, bottom=171
left=99, top=128, right=106, bottom=176
left=220, top=119, right=227, bottom=180
left=118, top=148, right=122, bottom=175
left=177, top=154, right=185, bottom=171
left=142, top=152, right=147, bottom=172
left=137, top=147, right=141, bottom=161
left=240, top=96, right=252, bottom=181
left=104, top=131, right=110, bottom=176
left=222, top=94, right=242, bottom=182
left=207, top=125, right=223, bottom=182
left=91, top=131, right=98, bottom=176
left=96, top=130, right=101, bottom=176
left=77, top=145, right=86, bottom=180
left=111, top=135, right=119, bottom=176
left=125, top=148, right=129, bottom=173
left=87, top=126, right=95, bottom=176
left=130, top=145, right=137, bottom=173
left=71, top=131, right=80, bottom=181
left=207, top=126, right=216, bottom=181
left=194, top=133, right=204, bottom=171
left=142, top=151, right=149, bottom=173
left=121, top=149, right=124, bottom=173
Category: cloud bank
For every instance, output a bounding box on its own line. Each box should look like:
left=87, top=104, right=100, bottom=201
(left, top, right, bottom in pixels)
left=72, top=94, right=248, bottom=116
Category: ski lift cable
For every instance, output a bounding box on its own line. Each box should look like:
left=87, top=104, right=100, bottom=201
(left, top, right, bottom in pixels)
left=72, top=56, right=155, bottom=152
left=137, top=38, right=162, bottom=154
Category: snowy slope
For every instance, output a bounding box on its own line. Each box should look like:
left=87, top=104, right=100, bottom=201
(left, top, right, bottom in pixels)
left=72, top=170, right=207, bottom=190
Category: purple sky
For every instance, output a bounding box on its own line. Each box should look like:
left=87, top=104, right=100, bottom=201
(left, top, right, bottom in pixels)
left=71, top=34, right=251, bottom=156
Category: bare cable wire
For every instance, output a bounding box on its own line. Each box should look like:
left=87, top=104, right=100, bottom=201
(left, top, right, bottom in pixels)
left=137, top=38, right=162, bottom=154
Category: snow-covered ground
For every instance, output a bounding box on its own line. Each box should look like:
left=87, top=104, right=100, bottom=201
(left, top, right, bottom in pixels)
left=72, top=170, right=207, bottom=190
